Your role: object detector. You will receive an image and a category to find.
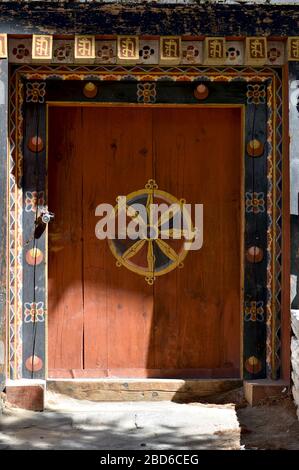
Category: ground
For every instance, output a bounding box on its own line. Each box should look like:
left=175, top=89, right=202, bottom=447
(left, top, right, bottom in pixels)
left=207, top=386, right=299, bottom=450
left=237, top=395, right=299, bottom=450
left=0, top=391, right=298, bottom=450
left=0, top=393, right=240, bottom=450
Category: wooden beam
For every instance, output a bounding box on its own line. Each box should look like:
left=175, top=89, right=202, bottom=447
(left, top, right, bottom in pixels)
left=244, top=379, right=289, bottom=406
left=47, top=379, right=242, bottom=403
left=281, top=63, right=291, bottom=382
left=0, top=58, right=8, bottom=392
left=0, top=3, right=299, bottom=37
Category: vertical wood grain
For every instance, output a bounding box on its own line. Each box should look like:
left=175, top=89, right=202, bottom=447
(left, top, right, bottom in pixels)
left=48, top=107, right=84, bottom=371
left=153, top=107, right=241, bottom=375
left=48, top=105, right=241, bottom=377
left=0, top=59, right=8, bottom=389
left=82, top=107, right=154, bottom=371
left=281, top=63, right=291, bottom=381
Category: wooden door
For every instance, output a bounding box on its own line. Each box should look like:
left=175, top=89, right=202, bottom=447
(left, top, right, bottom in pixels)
left=48, top=105, right=241, bottom=378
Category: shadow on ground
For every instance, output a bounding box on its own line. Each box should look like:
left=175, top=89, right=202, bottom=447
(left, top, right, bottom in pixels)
left=0, top=399, right=240, bottom=450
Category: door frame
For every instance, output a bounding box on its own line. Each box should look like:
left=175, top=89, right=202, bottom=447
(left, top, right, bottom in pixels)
left=8, top=63, right=285, bottom=381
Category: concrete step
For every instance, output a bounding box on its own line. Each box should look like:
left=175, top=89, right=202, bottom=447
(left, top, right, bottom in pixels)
left=1, top=399, right=241, bottom=450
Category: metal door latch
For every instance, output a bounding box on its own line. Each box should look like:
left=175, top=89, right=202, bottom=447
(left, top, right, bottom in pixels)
left=34, top=207, right=55, bottom=239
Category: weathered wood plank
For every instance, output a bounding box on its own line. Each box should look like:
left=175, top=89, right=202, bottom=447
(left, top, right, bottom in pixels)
left=153, top=107, right=241, bottom=374
left=47, top=378, right=242, bottom=402
left=0, top=58, right=8, bottom=392
left=48, top=107, right=84, bottom=371
left=0, top=3, right=298, bottom=36
left=22, top=98, right=47, bottom=379
left=48, top=367, right=240, bottom=379
left=244, top=379, right=289, bottom=406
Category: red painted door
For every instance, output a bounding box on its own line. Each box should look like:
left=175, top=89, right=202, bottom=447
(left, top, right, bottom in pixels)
left=48, top=105, right=241, bottom=378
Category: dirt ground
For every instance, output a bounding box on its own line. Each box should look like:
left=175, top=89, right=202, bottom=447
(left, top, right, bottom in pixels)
left=206, top=386, right=299, bottom=450
left=237, top=395, right=299, bottom=450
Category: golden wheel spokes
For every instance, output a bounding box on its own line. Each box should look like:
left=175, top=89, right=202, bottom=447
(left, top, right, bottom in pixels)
left=146, top=191, right=154, bottom=225
left=146, top=191, right=153, bottom=212
left=158, top=203, right=182, bottom=228
left=156, top=239, right=179, bottom=262
left=111, top=180, right=191, bottom=284
left=147, top=240, right=155, bottom=272
left=159, top=228, right=184, bottom=239
left=126, top=225, right=140, bottom=239
left=118, top=220, right=147, bottom=239
left=126, top=204, right=147, bottom=228
left=117, top=196, right=147, bottom=229
left=122, top=239, right=146, bottom=261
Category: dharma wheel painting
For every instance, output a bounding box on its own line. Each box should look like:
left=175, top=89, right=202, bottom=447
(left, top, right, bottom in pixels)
left=107, top=179, right=196, bottom=285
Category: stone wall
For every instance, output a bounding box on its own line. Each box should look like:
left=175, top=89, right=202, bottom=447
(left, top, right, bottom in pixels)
left=290, top=62, right=299, bottom=417
left=291, top=311, right=299, bottom=417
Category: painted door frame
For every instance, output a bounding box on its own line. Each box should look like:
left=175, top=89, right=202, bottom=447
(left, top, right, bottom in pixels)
left=7, top=63, right=286, bottom=382
left=0, top=58, right=8, bottom=392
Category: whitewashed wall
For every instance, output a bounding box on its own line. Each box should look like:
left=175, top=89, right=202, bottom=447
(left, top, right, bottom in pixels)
left=290, top=65, right=299, bottom=418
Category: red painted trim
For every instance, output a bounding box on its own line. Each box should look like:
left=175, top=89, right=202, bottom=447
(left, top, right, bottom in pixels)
left=48, top=368, right=241, bottom=379
left=281, top=63, right=291, bottom=383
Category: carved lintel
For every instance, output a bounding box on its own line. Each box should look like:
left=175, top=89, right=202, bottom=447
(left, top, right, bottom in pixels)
left=159, top=36, right=181, bottom=65
left=0, top=34, right=7, bottom=59
left=32, top=35, right=53, bottom=61
left=245, top=37, right=267, bottom=66
left=204, top=37, right=226, bottom=65
left=74, top=35, right=96, bottom=62
left=288, top=37, right=299, bottom=61
left=117, top=36, right=139, bottom=64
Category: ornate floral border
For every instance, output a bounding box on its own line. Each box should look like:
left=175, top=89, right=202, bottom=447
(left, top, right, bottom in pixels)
left=8, top=64, right=283, bottom=380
